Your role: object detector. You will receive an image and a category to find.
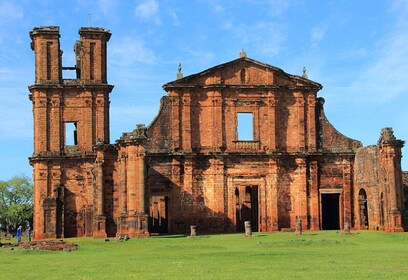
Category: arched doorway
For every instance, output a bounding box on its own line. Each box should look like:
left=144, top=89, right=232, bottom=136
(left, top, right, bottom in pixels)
left=358, top=189, right=369, bottom=229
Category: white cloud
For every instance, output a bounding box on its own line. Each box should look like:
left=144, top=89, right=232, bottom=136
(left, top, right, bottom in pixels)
left=345, top=5, right=408, bottom=104
left=169, top=9, right=181, bottom=27
left=265, top=0, right=292, bottom=16
left=109, top=36, right=157, bottom=66
left=310, top=25, right=327, bottom=46
left=135, top=0, right=161, bottom=25
left=213, top=4, right=224, bottom=13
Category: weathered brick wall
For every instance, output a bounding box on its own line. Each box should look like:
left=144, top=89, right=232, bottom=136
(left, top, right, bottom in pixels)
left=316, top=98, right=362, bottom=151
left=354, top=129, right=406, bottom=232
left=30, top=27, right=406, bottom=238
left=354, top=146, right=383, bottom=229
left=29, top=26, right=113, bottom=239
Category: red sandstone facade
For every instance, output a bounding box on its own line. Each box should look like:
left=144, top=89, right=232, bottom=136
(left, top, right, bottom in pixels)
left=29, top=27, right=407, bottom=239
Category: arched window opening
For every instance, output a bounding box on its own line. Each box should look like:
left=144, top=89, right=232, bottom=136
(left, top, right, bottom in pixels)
left=358, top=189, right=369, bottom=229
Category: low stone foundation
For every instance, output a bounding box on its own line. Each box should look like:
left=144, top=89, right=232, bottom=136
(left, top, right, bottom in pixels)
left=1, top=240, right=78, bottom=251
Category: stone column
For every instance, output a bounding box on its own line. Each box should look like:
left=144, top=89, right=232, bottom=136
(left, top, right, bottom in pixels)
left=117, top=153, right=127, bottom=237
left=126, top=145, right=138, bottom=236
left=295, top=92, right=306, bottom=150
left=309, top=161, right=319, bottom=230
left=182, top=92, right=192, bottom=151
left=96, top=159, right=104, bottom=216
left=170, top=92, right=181, bottom=150
left=268, top=158, right=279, bottom=231
left=138, top=151, right=145, bottom=214
left=295, top=158, right=308, bottom=229
left=184, top=157, right=193, bottom=226
left=213, top=158, right=225, bottom=230
left=306, top=94, right=317, bottom=151
left=93, top=155, right=107, bottom=238
left=342, top=158, right=352, bottom=229
left=119, top=154, right=127, bottom=214
left=171, top=158, right=182, bottom=232
left=379, top=135, right=404, bottom=232
left=267, top=92, right=276, bottom=151
left=211, top=91, right=223, bottom=151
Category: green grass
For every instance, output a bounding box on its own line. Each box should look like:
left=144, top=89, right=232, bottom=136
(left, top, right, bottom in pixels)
left=1, top=231, right=408, bottom=279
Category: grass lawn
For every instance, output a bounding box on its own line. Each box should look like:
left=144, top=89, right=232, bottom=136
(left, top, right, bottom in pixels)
left=1, top=231, right=408, bottom=279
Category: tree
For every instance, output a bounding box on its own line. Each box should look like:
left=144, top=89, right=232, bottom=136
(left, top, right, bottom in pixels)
left=0, top=175, right=33, bottom=235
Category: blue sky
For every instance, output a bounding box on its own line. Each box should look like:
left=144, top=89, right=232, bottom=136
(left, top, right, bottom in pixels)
left=1, top=0, right=407, bottom=179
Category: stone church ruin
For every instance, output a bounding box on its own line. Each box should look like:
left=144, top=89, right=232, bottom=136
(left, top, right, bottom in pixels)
left=28, top=26, right=407, bottom=239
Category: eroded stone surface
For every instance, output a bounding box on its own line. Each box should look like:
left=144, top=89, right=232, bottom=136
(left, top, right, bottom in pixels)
left=29, top=27, right=406, bottom=239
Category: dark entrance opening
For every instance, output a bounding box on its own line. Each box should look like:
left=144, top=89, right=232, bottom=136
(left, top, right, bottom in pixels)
left=235, top=186, right=258, bottom=232
left=358, top=189, right=369, bottom=229
left=321, top=193, right=340, bottom=230
left=149, top=196, right=168, bottom=234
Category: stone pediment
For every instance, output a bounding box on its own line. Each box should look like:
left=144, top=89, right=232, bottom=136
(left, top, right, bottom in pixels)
left=163, top=57, right=322, bottom=90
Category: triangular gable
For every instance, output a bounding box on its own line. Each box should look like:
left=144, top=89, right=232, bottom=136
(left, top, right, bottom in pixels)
left=163, top=57, right=322, bottom=90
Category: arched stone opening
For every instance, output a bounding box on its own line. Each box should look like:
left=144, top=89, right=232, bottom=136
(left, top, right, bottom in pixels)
left=358, top=189, right=369, bottom=229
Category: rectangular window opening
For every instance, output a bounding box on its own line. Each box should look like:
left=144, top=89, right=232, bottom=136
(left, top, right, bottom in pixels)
left=65, top=122, right=78, bottom=146
left=237, top=112, right=253, bottom=141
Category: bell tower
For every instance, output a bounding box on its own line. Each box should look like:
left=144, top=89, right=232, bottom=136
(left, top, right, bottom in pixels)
left=29, top=26, right=113, bottom=239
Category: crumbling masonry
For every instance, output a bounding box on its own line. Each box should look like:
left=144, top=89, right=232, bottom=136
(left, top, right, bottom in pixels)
left=29, top=27, right=407, bottom=239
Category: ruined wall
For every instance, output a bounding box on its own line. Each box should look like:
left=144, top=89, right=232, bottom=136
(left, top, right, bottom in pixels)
left=30, top=27, right=406, bottom=238
left=354, top=128, right=406, bottom=232
left=316, top=98, right=362, bottom=152
left=29, top=26, right=113, bottom=239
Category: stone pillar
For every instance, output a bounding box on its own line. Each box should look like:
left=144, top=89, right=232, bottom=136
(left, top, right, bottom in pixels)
left=51, top=166, right=63, bottom=238
left=138, top=151, right=145, bottom=214
left=342, top=158, right=352, bottom=229
left=93, top=157, right=107, bottom=238
left=190, top=225, right=197, bottom=237
left=344, top=221, right=351, bottom=234
left=184, top=157, right=193, bottom=227
left=212, top=158, right=225, bottom=226
left=295, top=219, right=302, bottom=235
left=295, top=158, right=308, bottom=229
left=267, top=91, right=276, bottom=151
left=378, top=128, right=405, bottom=232
left=171, top=159, right=182, bottom=232
left=126, top=145, right=138, bottom=236
left=170, top=93, right=181, bottom=150
left=306, top=94, right=317, bottom=151
left=294, top=92, right=306, bottom=150
left=117, top=153, right=127, bottom=237
left=96, top=159, right=104, bottom=216
left=309, top=161, right=319, bottom=230
left=33, top=163, right=49, bottom=240
left=212, top=91, right=223, bottom=151
left=50, top=95, right=61, bottom=152
left=268, top=158, right=279, bottom=231
left=245, top=221, right=252, bottom=237
left=182, top=92, right=192, bottom=151
left=119, top=154, right=127, bottom=214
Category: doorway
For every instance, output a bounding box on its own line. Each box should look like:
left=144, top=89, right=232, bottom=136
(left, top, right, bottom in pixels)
left=149, top=196, right=168, bottom=234
left=235, top=186, right=259, bottom=232
left=358, top=189, right=369, bottom=229
left=321, top=193, right=340, bottom=230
